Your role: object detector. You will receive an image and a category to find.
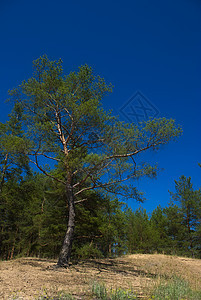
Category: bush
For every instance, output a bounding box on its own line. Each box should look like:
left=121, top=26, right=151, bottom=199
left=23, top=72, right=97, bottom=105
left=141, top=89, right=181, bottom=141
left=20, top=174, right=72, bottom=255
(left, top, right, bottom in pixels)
left=75, top=243, right=103, bottom=259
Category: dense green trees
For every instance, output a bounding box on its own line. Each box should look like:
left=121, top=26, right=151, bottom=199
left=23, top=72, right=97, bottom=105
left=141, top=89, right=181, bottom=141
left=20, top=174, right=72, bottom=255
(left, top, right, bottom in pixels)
left=0, top=171, right=201, bottom=259
left=0, top=104, right=30, bottom=259
left=126, top=207, right=153, bottom=253
left=5, top=56, right=181, bottom=266
left=169, top=176, right=201, bottom=257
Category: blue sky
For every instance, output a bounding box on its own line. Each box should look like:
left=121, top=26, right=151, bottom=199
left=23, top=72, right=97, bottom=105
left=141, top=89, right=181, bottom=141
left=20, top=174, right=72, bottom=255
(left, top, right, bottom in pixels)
left=0, top=0, right=200, bottom=212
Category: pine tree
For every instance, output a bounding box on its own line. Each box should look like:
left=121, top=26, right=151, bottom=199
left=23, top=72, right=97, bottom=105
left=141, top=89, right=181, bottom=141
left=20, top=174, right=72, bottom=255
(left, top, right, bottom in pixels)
left=126, top=207, right=154, bottom=253
left=8, top=55, right=182, bottom=266
left=150, top=205, right=169, bottom=253
left=169, top=176, right=201, bottom=256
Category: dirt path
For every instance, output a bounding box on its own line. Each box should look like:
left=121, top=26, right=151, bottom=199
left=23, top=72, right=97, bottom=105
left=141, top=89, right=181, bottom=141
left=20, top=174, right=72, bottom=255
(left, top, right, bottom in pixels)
left=0, top=254, right=200, bottom=299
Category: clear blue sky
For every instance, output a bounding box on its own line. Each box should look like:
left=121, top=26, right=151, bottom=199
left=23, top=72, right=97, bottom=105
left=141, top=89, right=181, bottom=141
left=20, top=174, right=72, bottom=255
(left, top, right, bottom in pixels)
left=0, top=0, right=200, bottom=212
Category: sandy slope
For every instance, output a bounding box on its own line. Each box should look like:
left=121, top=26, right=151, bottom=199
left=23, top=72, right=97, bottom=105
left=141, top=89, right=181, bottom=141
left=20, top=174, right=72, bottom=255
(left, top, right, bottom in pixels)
left=0, top=254, right=200, bottom=299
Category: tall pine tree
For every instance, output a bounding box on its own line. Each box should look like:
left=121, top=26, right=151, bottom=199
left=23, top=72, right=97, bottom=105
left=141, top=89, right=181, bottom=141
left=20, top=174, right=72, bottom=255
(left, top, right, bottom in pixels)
left=8, top=56, right=181, bottom=266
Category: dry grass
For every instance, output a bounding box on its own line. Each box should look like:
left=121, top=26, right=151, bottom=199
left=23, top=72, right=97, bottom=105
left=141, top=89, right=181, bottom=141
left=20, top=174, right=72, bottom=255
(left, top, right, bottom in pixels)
left=0, top=254, right=200, bottom=299
left=124, top=254, right=201, bottom=290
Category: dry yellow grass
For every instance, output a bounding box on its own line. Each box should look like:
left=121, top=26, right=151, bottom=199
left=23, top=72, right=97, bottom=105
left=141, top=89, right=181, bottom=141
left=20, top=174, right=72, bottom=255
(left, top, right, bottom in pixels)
left=0, top=254, right=200, bottom=299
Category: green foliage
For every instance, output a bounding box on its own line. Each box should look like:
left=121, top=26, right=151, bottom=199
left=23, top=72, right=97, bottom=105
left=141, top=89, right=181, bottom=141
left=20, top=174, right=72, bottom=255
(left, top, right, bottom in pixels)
left=97, top=198, right=127, bottom=257
left=92, top=281, right=108, bottom=300
left=169, top=175, right=201, bottom=257
left=126, top=207, right=155, bottom=253
left=7, top=55, right=182, bottom=202
left=150, top=205, right=169, bottom=252
left=74, top=242, right=103, bottom=259
left=1, top=169, right=201, bottom=260
left=151, top=276, right=201, bottom=300
left=163, top=204, right=186, bottom=255
left=91, top=281, right=137, bottom=300
left=0, top=171, right=67, bottom=259
left=0, top=56, right=185, bottom=263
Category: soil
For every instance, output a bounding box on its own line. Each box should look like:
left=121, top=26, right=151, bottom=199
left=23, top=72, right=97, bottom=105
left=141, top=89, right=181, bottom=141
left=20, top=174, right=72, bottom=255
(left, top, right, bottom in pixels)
left=0, top=254, right=200, bottom=299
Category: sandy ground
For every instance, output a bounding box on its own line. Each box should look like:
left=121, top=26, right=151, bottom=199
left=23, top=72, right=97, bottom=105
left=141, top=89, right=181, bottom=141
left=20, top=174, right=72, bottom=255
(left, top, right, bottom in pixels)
left=0, top=254, right=201, bottom=299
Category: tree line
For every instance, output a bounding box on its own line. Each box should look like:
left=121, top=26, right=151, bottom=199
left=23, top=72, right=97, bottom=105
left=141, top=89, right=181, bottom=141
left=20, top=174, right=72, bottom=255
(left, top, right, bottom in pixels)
left=0, top=169, right=200, bottom=260
left=1, top=55, right=199, bottom=265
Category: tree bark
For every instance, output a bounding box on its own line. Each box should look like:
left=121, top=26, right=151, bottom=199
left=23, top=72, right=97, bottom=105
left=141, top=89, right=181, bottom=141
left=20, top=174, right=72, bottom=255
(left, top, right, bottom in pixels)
left=0, top=153, right=8, bottom=194
left=57, top=182, right=75, bottom=267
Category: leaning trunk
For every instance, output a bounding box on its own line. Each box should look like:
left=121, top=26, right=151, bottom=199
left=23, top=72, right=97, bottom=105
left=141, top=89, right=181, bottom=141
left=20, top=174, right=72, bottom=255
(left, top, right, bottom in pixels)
left=57, top=182, right=75, bottom=267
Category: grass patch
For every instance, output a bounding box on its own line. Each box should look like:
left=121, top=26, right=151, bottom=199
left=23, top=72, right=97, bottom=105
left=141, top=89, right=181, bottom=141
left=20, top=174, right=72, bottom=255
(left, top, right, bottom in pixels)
left=150, top=276, right=201, bottom=300
left=91, top=281, right=137, bottom=299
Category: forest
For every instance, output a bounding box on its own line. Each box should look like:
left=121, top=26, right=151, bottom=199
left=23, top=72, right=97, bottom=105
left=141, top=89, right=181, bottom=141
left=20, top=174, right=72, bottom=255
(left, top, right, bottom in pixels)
left=0, top=56, right=200, bottom=264
left=0, top=171, right=201, bottom=261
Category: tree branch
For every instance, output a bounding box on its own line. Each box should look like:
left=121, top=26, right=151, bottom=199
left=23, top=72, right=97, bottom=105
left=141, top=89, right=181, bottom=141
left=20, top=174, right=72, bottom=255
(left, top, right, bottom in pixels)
left=74, top=173, right=136, bottom=196
left=29, top=157, right=65, bottom=185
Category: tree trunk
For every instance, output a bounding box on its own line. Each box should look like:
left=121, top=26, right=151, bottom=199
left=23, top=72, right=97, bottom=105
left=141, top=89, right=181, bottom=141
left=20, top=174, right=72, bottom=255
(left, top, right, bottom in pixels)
left=57, top=182, right=75, bottom=267
left=10, top=228, right=18, bottom=260
left=0, top=153, right=8, bottom=194
left=108, top=242, right=112, bottom=256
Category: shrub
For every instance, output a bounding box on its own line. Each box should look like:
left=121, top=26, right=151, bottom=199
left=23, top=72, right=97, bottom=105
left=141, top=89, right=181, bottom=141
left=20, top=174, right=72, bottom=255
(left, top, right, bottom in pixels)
left=75, top=243, right=103, bottom=259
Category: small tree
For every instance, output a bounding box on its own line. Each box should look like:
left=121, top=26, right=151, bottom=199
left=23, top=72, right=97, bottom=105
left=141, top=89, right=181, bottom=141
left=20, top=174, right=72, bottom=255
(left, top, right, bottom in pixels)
left=8, top=55, right=181, bottom=267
